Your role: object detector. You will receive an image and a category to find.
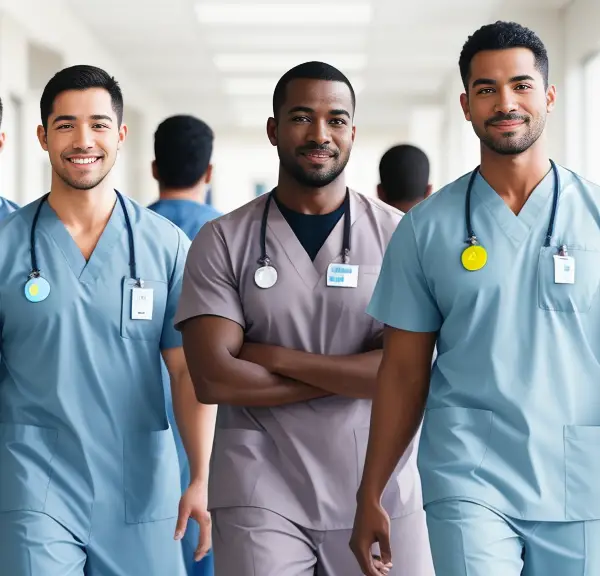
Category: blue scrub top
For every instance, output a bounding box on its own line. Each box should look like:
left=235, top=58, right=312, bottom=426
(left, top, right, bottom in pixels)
left=368, top=165, right=600, bottom=522
left=148, top=199, right=221, bottom=240
left=0, top=196, right=18, bottom=220
left=0, top=195, right=190, bottom=541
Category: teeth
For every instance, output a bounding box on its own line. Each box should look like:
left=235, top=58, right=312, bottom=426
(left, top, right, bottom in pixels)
left=69, top=158, right=99, bottom=164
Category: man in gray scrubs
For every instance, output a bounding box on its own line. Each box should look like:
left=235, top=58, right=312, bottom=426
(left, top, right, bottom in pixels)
left=175, top=61, right=434, bottom=576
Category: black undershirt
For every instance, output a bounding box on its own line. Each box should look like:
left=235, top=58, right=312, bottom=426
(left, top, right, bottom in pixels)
left=274, top=195, right=345, bottom=261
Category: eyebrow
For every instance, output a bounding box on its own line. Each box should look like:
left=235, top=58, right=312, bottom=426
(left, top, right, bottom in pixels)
left=52, top=114, right=114, bottom=125
left=287, top=106, right=351, bottom=119
left=472, top=74, right=536, bottom=88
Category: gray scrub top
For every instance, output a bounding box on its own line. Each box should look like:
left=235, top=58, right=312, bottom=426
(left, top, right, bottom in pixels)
left=369, top=165, right=600, bottom=522
left=0, top=195, right=189, bottom=541
left=175, top=190, right=423, bottom=530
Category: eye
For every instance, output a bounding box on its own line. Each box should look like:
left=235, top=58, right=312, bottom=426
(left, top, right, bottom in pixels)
left=291, top=116, right=310, bottom=123
left=477, top=88, right=495, bottom=95
left=57, top=124, right=74, bottom=130
left=92, top=124, right=110, bottom=129
left=330, top=118, right=347, bottom=125
left=515, top=84, right=532, bottom=91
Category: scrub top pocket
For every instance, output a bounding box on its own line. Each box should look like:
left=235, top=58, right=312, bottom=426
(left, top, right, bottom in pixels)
left=537, top=247, right=600, bottom=313
left=120, top=278, right=168, bottom=341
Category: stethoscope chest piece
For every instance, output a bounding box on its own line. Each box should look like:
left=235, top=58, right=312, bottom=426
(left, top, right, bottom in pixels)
left=254, top=264, right=278, bottom=289
left=24, top=274, right=51, bottom=303
left=461, top=241, right=488, bottom=272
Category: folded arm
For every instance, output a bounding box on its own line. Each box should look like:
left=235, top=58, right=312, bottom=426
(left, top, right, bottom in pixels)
left=181, top=315, right=331, bottom=407
left=239, top=343, right=383, bottom=399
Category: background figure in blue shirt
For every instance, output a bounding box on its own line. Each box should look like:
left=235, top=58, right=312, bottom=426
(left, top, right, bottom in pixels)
left=149, top=114, right=220, bottom=576
left=0, top=96, right=20, bottom=219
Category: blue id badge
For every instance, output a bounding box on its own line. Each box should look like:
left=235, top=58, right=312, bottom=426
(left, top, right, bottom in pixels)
left=326, top=263, right=359, bottom=288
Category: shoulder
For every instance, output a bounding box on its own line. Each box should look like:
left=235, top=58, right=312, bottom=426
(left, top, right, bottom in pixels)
left=125, top=195, right=189, bottom=252
left=207, top=194, right=266, bottom=236
left=0, top=197, right=42, bottom=235
left=558, top=165, right=600, bottom=198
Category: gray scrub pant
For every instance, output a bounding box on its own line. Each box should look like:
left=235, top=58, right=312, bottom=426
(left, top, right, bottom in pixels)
left=426, top=499, right=600, bottom=576
left=212, top=506, right=435, bottom=576
left=0, top=510, right=186, bottom=576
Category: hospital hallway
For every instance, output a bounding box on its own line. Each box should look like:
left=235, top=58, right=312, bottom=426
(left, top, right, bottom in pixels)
left=1, top=1, right=600, bottom=576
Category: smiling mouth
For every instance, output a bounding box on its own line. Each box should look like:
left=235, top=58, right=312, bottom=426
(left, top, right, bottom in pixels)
left=67, top=157, right=102, bottom=165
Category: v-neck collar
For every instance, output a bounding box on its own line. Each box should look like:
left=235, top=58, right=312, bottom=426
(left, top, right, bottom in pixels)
left=38, top=195, right=127, bottom=285
left=473, top=166, right=555, bottom=246
left=266, top=190, right=367, bottom=290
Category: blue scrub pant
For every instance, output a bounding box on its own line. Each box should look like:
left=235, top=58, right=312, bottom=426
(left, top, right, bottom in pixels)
left=164, top=362, right=214, bottom=576
left=0, top=510, right=186, bottom=576
left=426, top=499, right=600, bottom=576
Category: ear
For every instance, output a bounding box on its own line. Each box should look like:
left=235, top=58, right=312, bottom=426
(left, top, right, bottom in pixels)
left=151, top=160, right=159, bottom=182
left=376, top=184, right=385, bottom=202
left=546, top=84, right=557, bottom=114
left=351, top=124, right=356, bottom=143
left=460, top=92, right=471, bottom=121
left=0, top=132, right=6, bottom=154
left=425, top=184, right=433, bottom=198
left=204, top=163, right=213, bottom=185
left=37, top=125, right=48, bottom=152
left=117, top=123, right=128, bottom=149
left=267, top=117, right=278, bottom=146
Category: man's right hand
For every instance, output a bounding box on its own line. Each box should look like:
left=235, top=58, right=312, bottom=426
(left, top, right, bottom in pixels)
left=349, top=498, right=393, bottom=575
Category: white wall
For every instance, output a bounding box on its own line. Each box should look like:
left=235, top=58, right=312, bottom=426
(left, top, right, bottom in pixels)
left=0, top=0, right=166, bottom=206
left=564, top=0, right=600, bottom=176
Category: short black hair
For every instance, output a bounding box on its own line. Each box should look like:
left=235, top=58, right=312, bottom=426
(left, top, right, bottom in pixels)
left=459, top=21, right=549, bottom=91
left=154, top=115, right=214, bottom=189
left=272, top=61, right=356, bottom=119
left=0, top=96, right=3, bottom=128
left=379, top=145, right=430, bottom=203
left=40, top=65, right=124, bottom=131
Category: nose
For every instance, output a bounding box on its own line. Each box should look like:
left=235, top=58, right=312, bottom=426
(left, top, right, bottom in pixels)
left=307, top=118, right=331, bottom=145
left=72, top=125, right=95, bottom=151
left=494, top=87, right=519, bottom=115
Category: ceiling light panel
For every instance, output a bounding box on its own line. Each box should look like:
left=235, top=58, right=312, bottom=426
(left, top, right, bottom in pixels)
left=195, top=3, right=372, bottom=25
left=214, top=53, right=367, bottom=73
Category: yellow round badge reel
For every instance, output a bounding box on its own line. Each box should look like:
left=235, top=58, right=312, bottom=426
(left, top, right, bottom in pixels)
left=461, top=245, right=487, bottom=271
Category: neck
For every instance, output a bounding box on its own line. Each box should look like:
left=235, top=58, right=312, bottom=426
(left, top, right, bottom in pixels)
left=479, top=140, right=551, bottom=204
left=393, top=200, right=419, bottom=214
left=47, top=173, right=116, bottom=229
left=159, top=184, right=205, bottom=204
left=275, top=166, right=347, bottom=214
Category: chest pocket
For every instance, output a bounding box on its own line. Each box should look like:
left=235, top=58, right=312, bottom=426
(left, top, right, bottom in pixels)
left=120, top=278, right=168, bottom=341
left=538, top=246, right=600, bottom=313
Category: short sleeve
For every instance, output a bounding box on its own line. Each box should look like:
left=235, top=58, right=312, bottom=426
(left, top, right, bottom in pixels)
left=367, top=211, right=442, bottom=332
left=174, top=221, right=245, bottom=331
left=160, top=229, right=191, bottom=349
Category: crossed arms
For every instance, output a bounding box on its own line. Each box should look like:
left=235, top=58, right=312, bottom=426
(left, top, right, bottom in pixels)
left=181, top=315, right=383, bottom=407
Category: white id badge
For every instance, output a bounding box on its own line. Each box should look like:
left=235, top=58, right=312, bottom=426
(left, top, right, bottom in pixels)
left=131, top=287, right=154, bottom=320
left=553, top=255, right=575, bottom=284
left=326, top=263, right=359, bottom=288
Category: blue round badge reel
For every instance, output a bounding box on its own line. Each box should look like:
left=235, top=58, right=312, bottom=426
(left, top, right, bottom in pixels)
left=24, top=276, right=51, bottom=303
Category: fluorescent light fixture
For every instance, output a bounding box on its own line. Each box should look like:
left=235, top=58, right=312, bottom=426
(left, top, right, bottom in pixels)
left=195, top=3, right=372, bottom=25
left=224, top=76, right=364, bottom=96
left=205, top=32, right=367, bottom=51
left=214, top=53, right=367, bottom=73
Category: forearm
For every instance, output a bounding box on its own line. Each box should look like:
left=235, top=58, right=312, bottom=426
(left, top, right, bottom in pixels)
left=171, top=377, right=217, bottom=483
left=357, top=359, right=429, bottom=503
left=198, top=357, right=330, bottom=407
left=273, top=348, right=383, bottom=399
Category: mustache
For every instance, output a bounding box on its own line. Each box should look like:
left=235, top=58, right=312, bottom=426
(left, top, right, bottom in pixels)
left=297, top=143, right=338, bottom=155
left=485, top=113, right=530, bottom=127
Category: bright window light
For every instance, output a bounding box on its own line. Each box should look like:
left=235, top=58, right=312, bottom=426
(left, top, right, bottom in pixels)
left=214, top=53, right=367, bottom=73
left=195, top=3, right=372, bottom=25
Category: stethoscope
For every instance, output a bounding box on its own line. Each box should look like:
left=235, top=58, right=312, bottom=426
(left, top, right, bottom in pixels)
left=461, top=159, right=561, bottom=271
left=25, top=190, right=139, bottom=303
left=254, top=188, right=352, bottom=289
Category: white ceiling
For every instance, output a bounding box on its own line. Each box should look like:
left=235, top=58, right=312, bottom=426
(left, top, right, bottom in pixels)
left=68, top=0, right=571, bottom=129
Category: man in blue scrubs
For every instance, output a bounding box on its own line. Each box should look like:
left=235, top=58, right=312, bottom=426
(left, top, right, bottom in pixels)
left=148, top=115, right=221, bottom=240
left=0, top=96, right=20, bottom=218
left=377, top=144, right=431, bottom=214
left=148, top=114, right=220, bottom=576
left=351, top=21, right=600, bottom=576
left=0, top=65, right=215, bottom=576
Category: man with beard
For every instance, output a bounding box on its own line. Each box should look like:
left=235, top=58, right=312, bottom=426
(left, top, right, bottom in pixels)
left=174, top=61, right=435, bottom=575
left=0, top=65, right=214, bottom=576
left=351, top=21, right=600, bottom=576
